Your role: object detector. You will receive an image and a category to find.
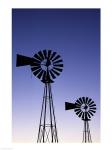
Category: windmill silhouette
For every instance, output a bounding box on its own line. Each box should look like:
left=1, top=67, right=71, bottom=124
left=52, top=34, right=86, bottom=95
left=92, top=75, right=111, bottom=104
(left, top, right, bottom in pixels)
left=65, top=97, right=96, bottom=143
left=16, top=49, right=63, bottom=143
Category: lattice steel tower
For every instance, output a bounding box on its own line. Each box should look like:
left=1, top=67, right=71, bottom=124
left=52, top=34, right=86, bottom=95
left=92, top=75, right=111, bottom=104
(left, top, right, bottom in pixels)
left=65, top=97, right=96, bottom=143
left=16, top=49, right=63, bottom=143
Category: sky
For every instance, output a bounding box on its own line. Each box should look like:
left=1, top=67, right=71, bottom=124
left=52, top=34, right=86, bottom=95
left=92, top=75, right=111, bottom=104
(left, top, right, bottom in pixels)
left=12, top=9, right=100, bottom=143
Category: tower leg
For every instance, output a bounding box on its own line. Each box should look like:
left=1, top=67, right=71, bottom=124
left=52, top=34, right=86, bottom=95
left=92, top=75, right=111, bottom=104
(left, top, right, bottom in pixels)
left=82, top=121, right=92, bottom=143
left=37, top=83, right=58, bottom=143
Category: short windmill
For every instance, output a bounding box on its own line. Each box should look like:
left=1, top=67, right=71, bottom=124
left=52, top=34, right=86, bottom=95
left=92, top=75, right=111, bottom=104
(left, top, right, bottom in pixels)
left=65, top=97, right=96, bottom=143
left=16, top=49, right=63, bottom=143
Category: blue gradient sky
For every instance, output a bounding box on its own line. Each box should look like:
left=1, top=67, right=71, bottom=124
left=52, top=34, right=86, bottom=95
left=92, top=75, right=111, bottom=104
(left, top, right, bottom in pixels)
left=12, top=9, right=100, bottom=143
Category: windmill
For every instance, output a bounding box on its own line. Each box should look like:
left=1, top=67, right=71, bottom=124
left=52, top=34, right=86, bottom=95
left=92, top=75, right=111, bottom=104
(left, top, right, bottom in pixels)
left=65, top=97, right=96, bottom=143
left=16, top=49, right=63, bottom=143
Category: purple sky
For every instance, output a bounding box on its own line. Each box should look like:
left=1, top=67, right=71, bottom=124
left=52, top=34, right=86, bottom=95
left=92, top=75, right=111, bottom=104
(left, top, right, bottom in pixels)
left=12, top=9, right=100, bottom=143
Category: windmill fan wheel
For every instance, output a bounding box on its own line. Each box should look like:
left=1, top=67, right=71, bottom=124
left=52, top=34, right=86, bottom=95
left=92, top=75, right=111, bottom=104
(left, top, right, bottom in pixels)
left=31, top=49, right=63, bottom=83
left=74, top=97, right=96, bottom=121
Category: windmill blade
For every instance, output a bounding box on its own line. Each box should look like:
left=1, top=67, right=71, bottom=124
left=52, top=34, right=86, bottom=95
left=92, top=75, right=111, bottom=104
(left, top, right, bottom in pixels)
left=53, top=64, right=63, bottom=68
left=74, top=103, right=81, bottom=108
left=31, top=58, right=40, bottom=65
left=75, top=109, right=81, bottom=115
left=79, top=97, right=83, bottom=104
left=38, top=51, right=45, bottom=60
left=53, top=67, right=63, bottom=72
left=74, top=108, right=81, bottom=112
left=76, top=99, right=82, bottom=105
left=31, top=66, right=41, bottom=72
left=87, top=98, right=92, bottom=105
left=50, top=52, right=57, bottom=60
left=85, top=97, right=89, bottom=103
left=52, top=55, right=61, bottom=62
left=34, top=54, right=42, bottom=61
left=88, top=111, right=94, bottom=116
left=48, top=50, right=52, bottom=59
left=74, top=108, right=82, bottom=112
left=89, top=101, right=94, bottom=106
left=65, top=102, right=76, bottom=110
left=89, top=111, right=96, bottom=116
left=33, top=68, right=42, bottom=76
left=89, top=107, right=96, bottom=110
left=43, top=50, right=47, bottom=59
left=53, top=59, right=63, bottom=64
left=82, top=97, right=86, bottom=104
left=49, top=70, right=56, bottom=79
left=41, top=71, right=47, bottom=83
left=87, top=112, right=91, bottom=119
left=52, top=69, right=60, bottom=76
left=78, top=111, right=83, bottom=118
left=30, top=60, right=41, bottom=67
left=89, top=110, right=96, bottom=114
left=76, top=110, right=82, bottom=116
left=16, top=54, right=37, bottom=67
left=37, top=70, right=44, bottom=79
left=89, top=104, right=96, bottom=108
left=75, top=102, right=81, bottom=107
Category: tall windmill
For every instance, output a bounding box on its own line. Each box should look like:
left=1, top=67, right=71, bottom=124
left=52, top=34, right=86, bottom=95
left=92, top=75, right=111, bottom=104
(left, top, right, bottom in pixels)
left=65, top=97, right=96, bottom=143
left=16, top=49, right=63, bottom=143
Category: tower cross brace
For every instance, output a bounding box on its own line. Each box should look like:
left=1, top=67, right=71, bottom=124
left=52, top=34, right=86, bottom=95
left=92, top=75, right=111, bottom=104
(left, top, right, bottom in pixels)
left=37, top=83, right=58, bottom=143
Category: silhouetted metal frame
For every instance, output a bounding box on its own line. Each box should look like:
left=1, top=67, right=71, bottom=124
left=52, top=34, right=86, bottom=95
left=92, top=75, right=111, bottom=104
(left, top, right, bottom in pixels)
left=37, top=83, right=58, bottom=143
left=50, top=84, right=58, bottom=142
left=83, top=120, right=92, bottom=143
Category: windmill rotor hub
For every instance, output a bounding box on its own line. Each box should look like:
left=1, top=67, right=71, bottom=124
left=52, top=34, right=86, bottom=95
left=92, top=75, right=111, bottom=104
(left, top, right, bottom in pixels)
left=81, top=104, right=89, bottom=112
left=41, top=59, right=53, bottom=71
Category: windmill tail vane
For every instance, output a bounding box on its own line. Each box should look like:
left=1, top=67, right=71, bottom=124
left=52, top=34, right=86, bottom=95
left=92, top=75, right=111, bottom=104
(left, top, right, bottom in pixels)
left=16, top=54, right=37, bottom=67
